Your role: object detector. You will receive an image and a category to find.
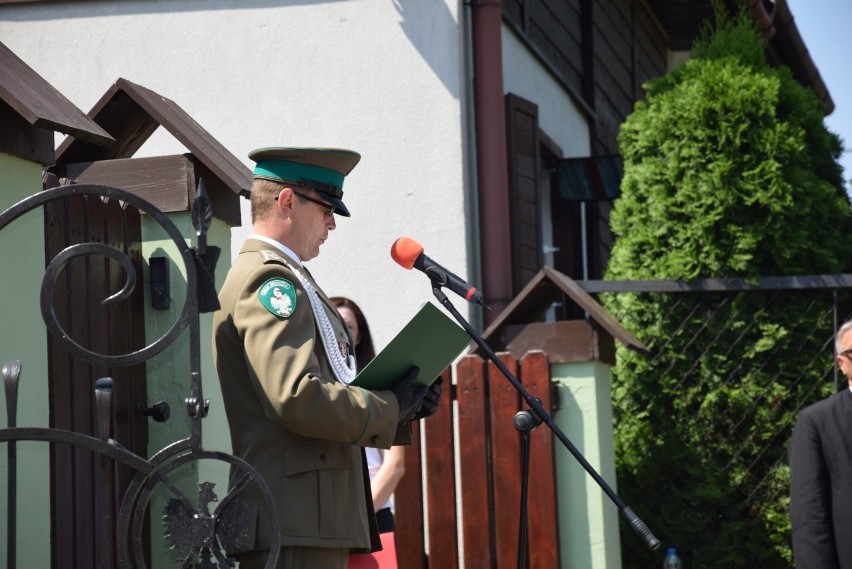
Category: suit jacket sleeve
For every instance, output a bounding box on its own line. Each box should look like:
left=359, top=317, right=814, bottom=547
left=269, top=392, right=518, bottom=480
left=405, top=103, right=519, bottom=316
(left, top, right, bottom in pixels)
left=790, top=403, right=840, bottom=569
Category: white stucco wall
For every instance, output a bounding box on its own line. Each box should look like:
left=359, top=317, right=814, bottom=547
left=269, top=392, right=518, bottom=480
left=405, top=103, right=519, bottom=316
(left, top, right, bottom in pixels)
left=0, top=0, right=467, bottom=350
left=502, top=24, right=590, bottom=160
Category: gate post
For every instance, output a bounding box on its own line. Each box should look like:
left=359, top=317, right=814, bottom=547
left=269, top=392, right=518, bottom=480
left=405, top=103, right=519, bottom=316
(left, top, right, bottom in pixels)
left=479, top=266, right=648, bottom=569
left=0, top=43, right=113, bottom=569
left=50, top=78, right=252, bottom=567
left=506, top=320, right=622, bottom=569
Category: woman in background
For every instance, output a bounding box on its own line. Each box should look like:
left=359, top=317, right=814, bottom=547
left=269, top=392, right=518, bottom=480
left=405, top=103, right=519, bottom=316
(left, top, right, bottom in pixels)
left=332, top=297, right=405, bottom=569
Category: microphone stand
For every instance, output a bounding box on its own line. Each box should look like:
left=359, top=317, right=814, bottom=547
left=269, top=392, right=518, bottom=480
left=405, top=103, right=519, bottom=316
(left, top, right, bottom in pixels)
left=514, top=403, right=543, bottom=568
left=430, top=285, right=660, bottom=568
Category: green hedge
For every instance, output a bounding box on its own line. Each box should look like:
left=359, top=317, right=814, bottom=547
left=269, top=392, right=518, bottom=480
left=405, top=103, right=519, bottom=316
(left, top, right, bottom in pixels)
left=603, top=5, right=851, bottom=567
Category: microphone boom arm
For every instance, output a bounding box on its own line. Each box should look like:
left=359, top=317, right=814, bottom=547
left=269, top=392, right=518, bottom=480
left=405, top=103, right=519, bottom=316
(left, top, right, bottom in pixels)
left=422, top=264, right=491, bottom=310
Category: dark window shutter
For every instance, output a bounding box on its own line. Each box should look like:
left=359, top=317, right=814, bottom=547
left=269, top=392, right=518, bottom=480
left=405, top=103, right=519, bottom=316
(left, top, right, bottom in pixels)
left=505, top=93, right=543, bottom=296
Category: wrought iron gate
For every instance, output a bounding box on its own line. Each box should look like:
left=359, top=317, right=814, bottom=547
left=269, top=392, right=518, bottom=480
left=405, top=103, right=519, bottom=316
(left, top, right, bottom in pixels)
left=0, top=184, right=279, bottom=569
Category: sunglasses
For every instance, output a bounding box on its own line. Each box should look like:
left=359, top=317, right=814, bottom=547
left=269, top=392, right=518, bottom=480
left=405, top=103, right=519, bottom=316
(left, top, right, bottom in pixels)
left=276, top=189, right=336, bottom=217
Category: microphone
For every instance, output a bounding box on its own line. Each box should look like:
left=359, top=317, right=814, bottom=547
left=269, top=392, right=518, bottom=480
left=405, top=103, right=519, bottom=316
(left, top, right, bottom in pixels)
left=391, top=237, right=490, bottom=309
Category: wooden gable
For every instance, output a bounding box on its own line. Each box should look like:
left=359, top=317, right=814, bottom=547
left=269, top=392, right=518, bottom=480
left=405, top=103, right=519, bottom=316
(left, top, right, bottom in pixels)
left=0, top=41, right=113, bottom=165
left=52, top=78, right=251, bottom=226
left=477, top=265, right=648, bottom=362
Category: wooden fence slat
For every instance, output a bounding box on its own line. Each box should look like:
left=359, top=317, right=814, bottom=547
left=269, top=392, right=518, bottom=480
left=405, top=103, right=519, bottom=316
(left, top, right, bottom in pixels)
left=103, top=197, right=147, bottom=566
left=489, top=354, right=521, bottom=569
left=89, top=191, right=114, bottom=569
left=46, top=198, right=75, bottom=565
left=395, top=420, right=425, bottom=568
left=69, top=195, right=96, bottom=569
left=107, top=197, right=130, bottom=444
left=457, top=355, right=493, bottom=569
left=521, top=351, right=560, bottom=569
left=425, top=368, right=459, bottom=569
left=393, top=351, right=563, bottom=569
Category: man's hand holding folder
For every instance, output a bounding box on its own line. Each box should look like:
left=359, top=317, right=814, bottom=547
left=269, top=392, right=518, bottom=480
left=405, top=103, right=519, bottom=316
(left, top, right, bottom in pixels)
left=352, top=303, right=470, bottom=391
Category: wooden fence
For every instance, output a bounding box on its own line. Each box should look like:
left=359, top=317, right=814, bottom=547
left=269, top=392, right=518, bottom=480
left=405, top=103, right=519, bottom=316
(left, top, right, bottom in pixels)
left=394, top=351, right=561, bottom=568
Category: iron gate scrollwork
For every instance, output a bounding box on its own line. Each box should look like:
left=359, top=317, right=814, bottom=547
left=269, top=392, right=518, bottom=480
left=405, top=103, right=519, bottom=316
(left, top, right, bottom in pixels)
left=0, top=183, right=280, bottom=568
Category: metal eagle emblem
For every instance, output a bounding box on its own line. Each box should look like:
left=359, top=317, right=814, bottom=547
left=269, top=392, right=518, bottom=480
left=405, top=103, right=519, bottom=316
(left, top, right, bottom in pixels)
left=163, top=481, right=249, bottom=568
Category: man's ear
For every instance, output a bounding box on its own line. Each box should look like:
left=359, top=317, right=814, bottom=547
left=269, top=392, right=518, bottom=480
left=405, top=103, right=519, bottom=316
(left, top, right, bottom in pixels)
left=276, top=187, right=296, bottom=213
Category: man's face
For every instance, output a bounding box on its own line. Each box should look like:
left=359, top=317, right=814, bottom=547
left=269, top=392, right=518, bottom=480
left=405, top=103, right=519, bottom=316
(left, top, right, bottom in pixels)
left=289, top=189, right=337, bottom=262
left=836, top=329, right=852, bottom=386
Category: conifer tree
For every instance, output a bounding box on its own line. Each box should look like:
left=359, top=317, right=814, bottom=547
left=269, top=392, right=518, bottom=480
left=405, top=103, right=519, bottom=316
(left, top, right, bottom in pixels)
left=603, top=5, right=850, bottom=567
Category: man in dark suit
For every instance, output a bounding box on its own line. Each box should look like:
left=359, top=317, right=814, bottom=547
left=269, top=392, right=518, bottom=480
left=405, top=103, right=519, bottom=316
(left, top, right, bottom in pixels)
left=213, top=147, right=443, bottom=569
left=790, top=319, right=852, bottom=569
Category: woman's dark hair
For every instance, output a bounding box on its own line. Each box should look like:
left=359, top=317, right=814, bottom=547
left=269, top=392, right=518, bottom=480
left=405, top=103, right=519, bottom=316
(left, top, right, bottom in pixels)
left=330, top=296, right=376, bottom=371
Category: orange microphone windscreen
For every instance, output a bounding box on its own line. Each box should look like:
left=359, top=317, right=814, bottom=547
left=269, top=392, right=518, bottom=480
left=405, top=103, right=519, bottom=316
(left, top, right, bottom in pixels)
left=390, top=237, right=424, bottom=270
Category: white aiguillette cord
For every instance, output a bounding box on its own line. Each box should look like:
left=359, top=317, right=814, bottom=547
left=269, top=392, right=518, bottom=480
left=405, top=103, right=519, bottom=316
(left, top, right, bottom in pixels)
left=285, top=261, right=357, bottom=385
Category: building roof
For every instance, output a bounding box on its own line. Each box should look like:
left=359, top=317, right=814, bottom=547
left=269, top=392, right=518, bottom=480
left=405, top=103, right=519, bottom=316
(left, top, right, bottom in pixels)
left=0, top=40, right=114, bottom=149
left=55, top=78, right=252, bottom=197
left=477, top=266, right=649, bottom=355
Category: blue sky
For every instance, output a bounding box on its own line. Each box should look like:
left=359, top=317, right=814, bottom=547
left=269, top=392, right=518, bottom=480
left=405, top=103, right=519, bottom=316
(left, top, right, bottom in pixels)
left=786, top=0, right=852, bottom=192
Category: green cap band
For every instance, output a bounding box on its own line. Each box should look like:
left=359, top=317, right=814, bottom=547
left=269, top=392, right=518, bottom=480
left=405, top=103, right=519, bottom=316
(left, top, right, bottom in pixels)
left=254, top=160, right=345, bottom=191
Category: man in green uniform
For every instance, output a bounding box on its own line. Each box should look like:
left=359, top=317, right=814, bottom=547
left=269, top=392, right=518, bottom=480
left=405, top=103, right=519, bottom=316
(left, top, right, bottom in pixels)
left=213, top=147, right=441, bottom=569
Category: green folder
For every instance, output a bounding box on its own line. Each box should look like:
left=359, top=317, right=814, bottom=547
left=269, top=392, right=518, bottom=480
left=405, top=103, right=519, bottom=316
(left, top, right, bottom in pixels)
left=352, top=302, right=471, bottom=390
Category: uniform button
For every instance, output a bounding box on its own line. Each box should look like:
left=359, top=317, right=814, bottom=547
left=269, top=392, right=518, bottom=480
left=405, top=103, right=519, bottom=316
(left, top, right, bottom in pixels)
left=371, top=435, right=380, bottom=445
left=320, top=454, right=327, bottom=462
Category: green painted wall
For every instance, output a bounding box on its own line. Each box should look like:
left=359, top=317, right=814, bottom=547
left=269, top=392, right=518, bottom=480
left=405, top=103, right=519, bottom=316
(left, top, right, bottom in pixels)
left=0, top=153, right=52, bottom=568
left=552, top=360, right=622, bottom=569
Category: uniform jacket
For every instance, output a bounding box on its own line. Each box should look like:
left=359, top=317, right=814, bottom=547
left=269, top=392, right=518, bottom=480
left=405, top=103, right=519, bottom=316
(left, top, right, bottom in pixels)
left=213, top=238, right=406, bottom=553
left=789, top=388, right=852, bottom=569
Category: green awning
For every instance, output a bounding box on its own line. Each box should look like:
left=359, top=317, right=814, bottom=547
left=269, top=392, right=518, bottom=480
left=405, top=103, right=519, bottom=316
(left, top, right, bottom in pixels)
left=555, top=155, right=623, bottom=201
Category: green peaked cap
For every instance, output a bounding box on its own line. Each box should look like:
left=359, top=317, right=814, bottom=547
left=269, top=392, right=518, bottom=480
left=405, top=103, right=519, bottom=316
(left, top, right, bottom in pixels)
left=249, top=147, right=361, bottom=217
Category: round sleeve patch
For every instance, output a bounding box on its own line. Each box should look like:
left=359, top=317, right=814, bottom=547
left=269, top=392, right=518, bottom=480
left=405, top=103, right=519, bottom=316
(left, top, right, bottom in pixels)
left=258, top=278, right=297, bottom=318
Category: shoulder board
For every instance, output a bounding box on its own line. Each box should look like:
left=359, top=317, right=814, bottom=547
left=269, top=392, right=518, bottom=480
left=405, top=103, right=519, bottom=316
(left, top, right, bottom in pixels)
left=260, top=250, right=290, bottom=266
